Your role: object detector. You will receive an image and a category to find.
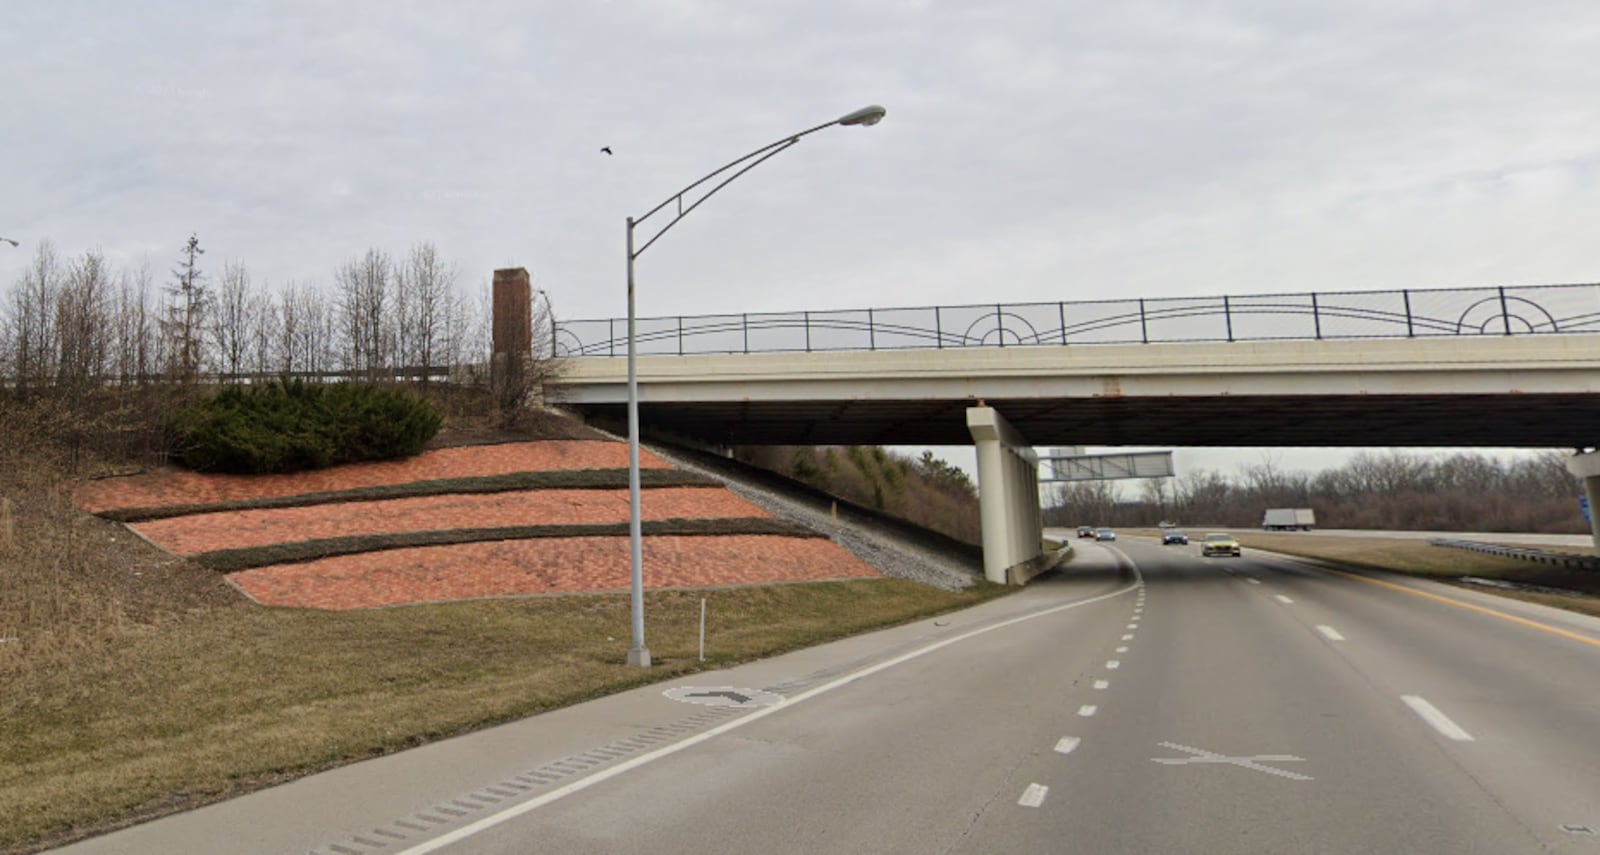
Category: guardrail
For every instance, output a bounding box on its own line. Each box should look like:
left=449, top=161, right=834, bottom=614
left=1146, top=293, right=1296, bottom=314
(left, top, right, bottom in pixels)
left=554, top=282, right=1600, bottom=357
left=1427, top=537, right=1600, bottom=570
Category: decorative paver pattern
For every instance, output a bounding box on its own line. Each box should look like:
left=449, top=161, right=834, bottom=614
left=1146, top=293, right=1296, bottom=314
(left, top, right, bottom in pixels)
left=230, top=535, right=880, bottom=610
left=75, top=441, right=670, bottom=513
left=132, top=487, right=768, bottom=555
left=77, top=439, right=882, bottom=610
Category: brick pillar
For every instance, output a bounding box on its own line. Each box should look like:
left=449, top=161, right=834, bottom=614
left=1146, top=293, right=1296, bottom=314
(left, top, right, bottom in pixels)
left=493, top=268, right=532, bottom=358
left=492, top=268, right=533, bottom=407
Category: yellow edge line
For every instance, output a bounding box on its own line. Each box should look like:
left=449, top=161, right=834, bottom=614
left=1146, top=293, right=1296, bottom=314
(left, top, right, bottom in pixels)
left=1320, top=566, right=1600, bottom=651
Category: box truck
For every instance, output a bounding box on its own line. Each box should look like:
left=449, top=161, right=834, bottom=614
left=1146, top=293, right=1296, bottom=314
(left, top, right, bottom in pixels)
left=1262, top=508, right=1315, bottom=531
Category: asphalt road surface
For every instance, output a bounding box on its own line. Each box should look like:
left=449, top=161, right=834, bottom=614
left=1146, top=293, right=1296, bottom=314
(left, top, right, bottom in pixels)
left=54, top=540, right=1600, bottom=854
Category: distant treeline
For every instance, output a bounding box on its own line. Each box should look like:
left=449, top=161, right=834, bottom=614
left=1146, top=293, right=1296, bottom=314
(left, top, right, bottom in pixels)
left=1045, top=450, right=1585, bottom=533
left=0, top=237, right=545, bottom=389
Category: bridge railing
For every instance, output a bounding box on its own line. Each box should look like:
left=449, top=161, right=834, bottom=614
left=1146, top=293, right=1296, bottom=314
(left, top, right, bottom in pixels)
left=553, top=283, right=1600, bottom=358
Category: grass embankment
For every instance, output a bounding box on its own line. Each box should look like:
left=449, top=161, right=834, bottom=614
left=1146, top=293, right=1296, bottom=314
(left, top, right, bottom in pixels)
left=1230, top=532, right=1600, bottom=619
left=1, top=578, right=1007, bottom=853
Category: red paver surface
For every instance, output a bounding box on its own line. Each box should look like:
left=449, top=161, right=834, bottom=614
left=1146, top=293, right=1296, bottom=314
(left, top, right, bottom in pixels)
left=133, top=487, right=770, bottom=555
left=229, top=535, right=879, bottom=610
left=75, top=441, right=670, bottom=513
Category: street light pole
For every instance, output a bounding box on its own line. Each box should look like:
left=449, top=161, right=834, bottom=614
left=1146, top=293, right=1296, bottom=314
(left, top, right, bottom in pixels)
left=622, top=104, right=886, bottom=667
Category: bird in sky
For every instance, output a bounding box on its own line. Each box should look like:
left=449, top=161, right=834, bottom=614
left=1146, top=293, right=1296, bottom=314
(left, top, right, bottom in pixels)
left=600, top=146, right=612, bottom=155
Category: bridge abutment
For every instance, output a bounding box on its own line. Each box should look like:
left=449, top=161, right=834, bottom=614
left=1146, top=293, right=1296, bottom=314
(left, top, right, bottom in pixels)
left=1565, top=451, right=1600, bottom=553
left=967, top=406, right=1044, bottom=584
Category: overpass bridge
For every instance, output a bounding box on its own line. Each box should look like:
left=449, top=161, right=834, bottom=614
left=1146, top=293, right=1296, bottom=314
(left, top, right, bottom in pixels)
left=547, top=283, right=1600, bottom=583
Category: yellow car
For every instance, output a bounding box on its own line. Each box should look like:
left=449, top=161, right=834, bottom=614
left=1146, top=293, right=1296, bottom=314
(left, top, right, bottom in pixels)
left=1201, top=532, right=1242, bottom=557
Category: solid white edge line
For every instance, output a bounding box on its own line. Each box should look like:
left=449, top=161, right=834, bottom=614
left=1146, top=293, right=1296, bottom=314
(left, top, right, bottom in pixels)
left=392, top=565, right=1144, bottom=854
left=1054, top=736, right=1081, bottom=754
left=1401, top=695, right=1475, bottom=741
left=1018, top=783, right=1050, bottom=807
left=1316, top=625, right=1345, bottom=641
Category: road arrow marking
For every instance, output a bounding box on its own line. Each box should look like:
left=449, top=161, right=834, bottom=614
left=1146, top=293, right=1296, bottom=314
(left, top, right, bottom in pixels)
left=663, top=686, right=784, bottom=708
left=1151, top=741, right=1313, bottom=781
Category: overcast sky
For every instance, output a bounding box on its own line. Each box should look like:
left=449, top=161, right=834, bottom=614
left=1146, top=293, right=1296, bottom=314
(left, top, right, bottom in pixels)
left=4, top=1, right=1596, bottom=478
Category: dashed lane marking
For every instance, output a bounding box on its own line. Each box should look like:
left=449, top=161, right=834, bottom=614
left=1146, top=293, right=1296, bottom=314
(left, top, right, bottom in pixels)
left=1093, top=679, right=1109, bottom=690
left=1054, top=736, right=1081, bottom=754
left=1401, top=695, right=1475, bottom=742
left=1316, top=625, right=1345, bottom=641
left=1019, top=783, right=1050, bottom=807
left=1274, top=594, right=1294, bottom=604
left=390, top=561, right=1146, bottom=854
left=1078, top=705, right=1098, bottom=717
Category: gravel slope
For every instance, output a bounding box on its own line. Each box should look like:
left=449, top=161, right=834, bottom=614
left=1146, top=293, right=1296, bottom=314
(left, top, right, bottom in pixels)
left=646, top=444, right=984, bottom=590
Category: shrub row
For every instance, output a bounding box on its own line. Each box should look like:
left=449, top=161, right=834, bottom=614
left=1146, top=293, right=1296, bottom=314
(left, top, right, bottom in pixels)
left=167, top=380, right=442, bottom=474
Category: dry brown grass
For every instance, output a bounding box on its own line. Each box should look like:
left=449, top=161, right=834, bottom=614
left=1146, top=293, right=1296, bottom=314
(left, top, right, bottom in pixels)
left=1231, top=533, right=1600, bottom=618
left=1, top=580, right=1005, bottom=854
left=0, top=391, right=1011, bottom=854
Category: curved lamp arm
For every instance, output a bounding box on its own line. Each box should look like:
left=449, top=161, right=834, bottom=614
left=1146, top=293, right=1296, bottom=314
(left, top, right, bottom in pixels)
left=629, top=104, right=885, bottom=258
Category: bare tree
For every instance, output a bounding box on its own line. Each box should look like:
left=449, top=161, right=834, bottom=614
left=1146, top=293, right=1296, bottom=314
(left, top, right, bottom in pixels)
left=335, top=249, right=392, bottom=379
left=55, top=250, right=112, bottom=388
left=163, top=233, right=208, bottom=380
left=279, top=281, right=334, bottom=377
left=209, top=260, right=254, bottom=378
left=110, top=263, right=156, bottom=385
left=6, top=241, right=62, bottom=386
left=395, top=242, right=459, bottom=383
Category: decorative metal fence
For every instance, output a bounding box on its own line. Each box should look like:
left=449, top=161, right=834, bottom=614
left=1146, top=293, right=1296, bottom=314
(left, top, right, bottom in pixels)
left=553, top=283, right=1600, bottom=358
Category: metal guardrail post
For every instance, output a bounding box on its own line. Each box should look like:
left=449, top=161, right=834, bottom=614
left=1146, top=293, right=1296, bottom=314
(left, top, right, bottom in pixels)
left=868, top=308, right=876, bottom=350
left=609, top=318, right=617, bottom=357
left=742, top=313, right=749, bottom=354
left=996, top=304, right=1005, bottom=347
left=804, top=311, right=812, bottom=352
left=678, top=316, right=684, bottom=355
left=1139, top=299, right=1148, bottom=344
left=1498, top=286, right=1512, bottom=335
left=1057, top=302, right=1067, bottom=345
left=1223, top=295, right=1234, bottom=342
left=936, top=306, right=944, bottom=348
left=1403, top=290, right=1414, bottom=337
left=1311, top=292, right=1322, bottom=339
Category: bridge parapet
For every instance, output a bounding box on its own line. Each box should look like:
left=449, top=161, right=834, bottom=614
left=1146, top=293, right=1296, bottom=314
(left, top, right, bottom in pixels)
left=555, top=282, right=1600, bottom=358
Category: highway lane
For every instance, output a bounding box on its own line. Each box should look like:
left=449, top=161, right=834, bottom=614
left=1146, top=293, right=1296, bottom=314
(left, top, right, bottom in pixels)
left=411, top=541, right=1599, bottom=854
left=50, top=541, right=1600, bottom=854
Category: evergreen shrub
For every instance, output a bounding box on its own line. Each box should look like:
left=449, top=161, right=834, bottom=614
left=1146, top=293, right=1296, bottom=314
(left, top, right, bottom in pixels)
left=167, top=380, right=442, bottom=473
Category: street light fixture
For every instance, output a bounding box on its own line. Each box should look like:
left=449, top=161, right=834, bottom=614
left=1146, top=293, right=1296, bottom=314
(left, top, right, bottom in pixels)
left=0, top=237, right=18, bottom=247
left=622, top=104, right=887, bottom=667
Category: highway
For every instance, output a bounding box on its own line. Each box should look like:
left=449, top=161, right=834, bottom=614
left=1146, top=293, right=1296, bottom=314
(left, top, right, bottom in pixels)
left=53, top=540, right=1600, bottom=854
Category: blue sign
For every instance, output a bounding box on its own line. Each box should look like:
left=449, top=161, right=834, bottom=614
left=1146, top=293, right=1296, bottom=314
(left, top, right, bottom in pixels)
left=1582, top=496, right=1591, bottom=525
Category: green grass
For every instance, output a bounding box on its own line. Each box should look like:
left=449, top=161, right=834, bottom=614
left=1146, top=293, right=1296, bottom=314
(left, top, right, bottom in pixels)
left=100, top=469, right=718, bottom=522
left=0, top=579, right=1009, bottom=854
left=193, top=518, right=822, bottom=571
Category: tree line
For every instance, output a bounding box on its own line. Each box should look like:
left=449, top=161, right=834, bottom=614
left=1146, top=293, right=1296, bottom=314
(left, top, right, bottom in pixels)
left=1, top=236, right=535, bottom=390
left=1045, top=450, right=1586, bottom=534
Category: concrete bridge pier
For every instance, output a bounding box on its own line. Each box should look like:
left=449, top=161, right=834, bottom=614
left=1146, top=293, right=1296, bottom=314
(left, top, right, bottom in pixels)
left=1565, top=450, right=1600, bottom=553
left=967, top=406, right=1044, bottom=584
